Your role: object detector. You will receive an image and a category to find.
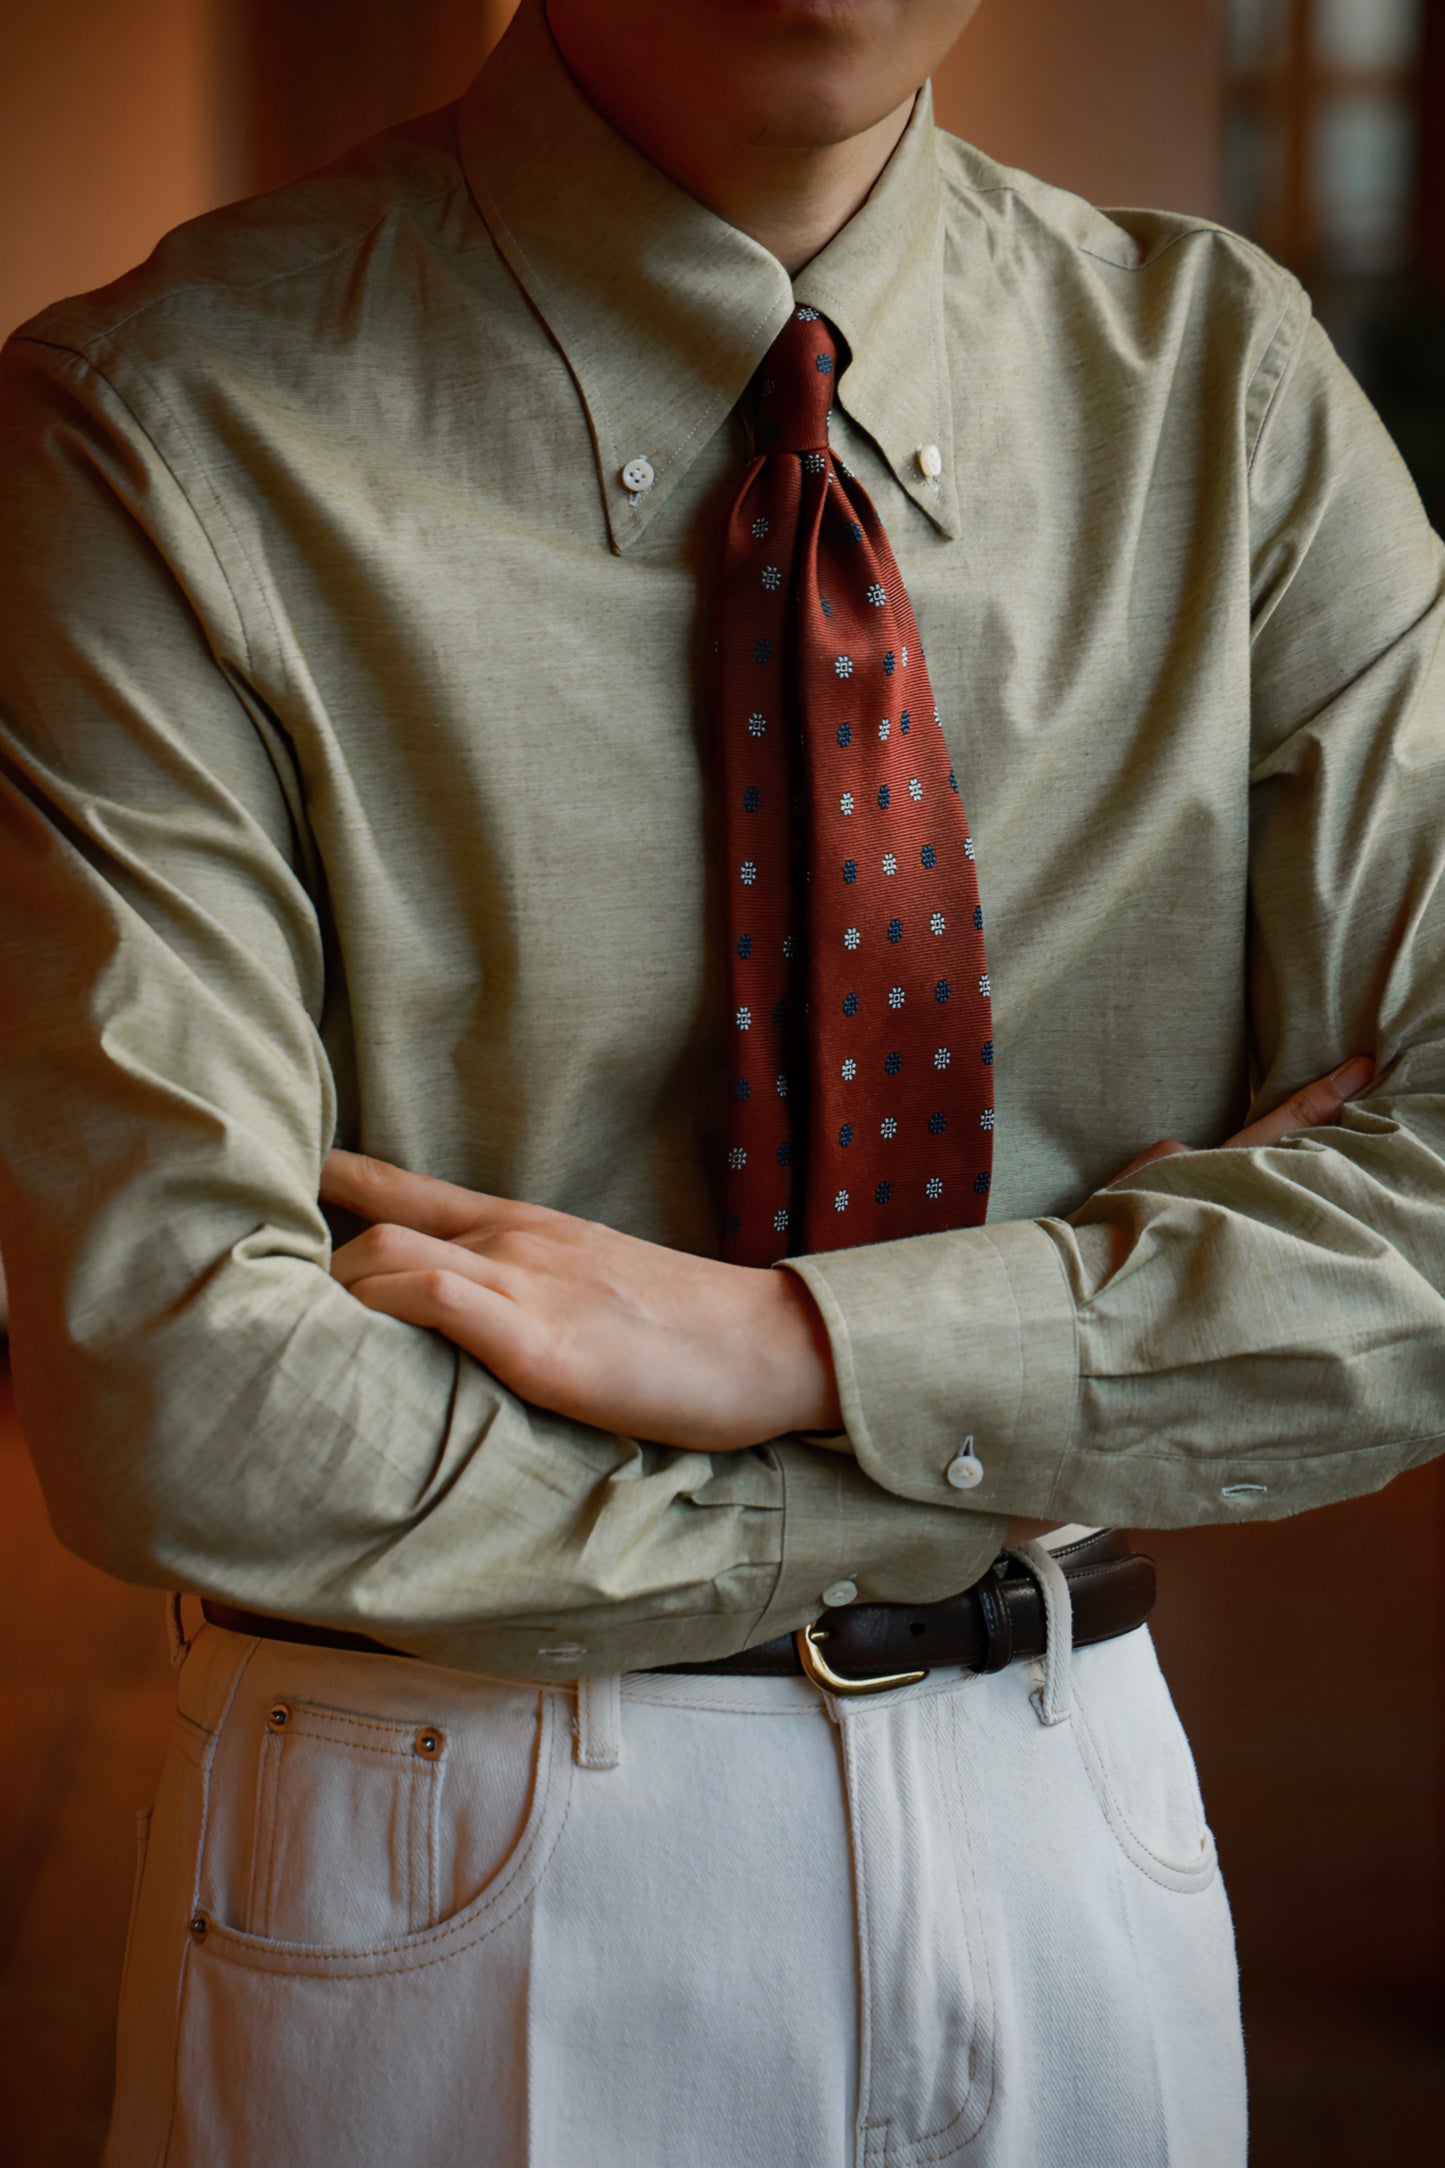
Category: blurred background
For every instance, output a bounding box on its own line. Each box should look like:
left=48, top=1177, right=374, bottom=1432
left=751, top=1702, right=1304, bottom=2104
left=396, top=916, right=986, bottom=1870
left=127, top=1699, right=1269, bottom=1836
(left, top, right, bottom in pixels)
left=0, top=2, right=1442, bottom=2161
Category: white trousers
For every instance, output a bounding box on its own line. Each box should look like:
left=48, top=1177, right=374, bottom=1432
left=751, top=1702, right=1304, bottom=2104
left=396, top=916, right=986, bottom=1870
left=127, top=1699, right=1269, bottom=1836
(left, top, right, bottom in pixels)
left=105, top=1553, right=1246, bottom=2167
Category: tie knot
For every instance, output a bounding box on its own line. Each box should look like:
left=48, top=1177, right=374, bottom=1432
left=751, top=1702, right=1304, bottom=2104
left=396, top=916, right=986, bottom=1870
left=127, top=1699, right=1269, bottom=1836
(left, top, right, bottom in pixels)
left=752, top=307, right=839, bottom=455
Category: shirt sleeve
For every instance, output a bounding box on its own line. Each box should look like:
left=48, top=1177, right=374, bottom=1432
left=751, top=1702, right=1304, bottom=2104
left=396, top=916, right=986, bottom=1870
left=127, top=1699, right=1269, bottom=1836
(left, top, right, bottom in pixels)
left=0, top=336, right=1009, bottom=1675
left=781, top=300, right=1445, bottom=1529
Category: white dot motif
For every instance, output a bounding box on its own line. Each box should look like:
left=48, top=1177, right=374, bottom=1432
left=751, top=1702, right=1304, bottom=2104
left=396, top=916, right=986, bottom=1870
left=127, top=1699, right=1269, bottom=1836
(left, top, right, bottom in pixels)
left=834, top=1190, right=849, bottom=1212
left=887, top=987, right=905, bottom=1010
left=735, top=1006, right=752, bottom=1030
left=841, top=1058, right=857, bottom=1080
left=751, top=516, right=769, bottom=538
left=934, top=1047, right=951, bottom=1070
left=929, top=911, right=946, bottom=935
left=878, top=718, right=890, bottom=740
left=979, top=973, right=991, bottom=996
left=740, top=861, right=757, bottom=885
left=728, top=1146, right=747, bottom=1169
left=748, top=713, right=766, bottom=736
left=865, top=583, right=886, bottom=608
left=840, top=792, right=855, bottom=815
left=835, top=655, right=854, bottom=679
left=773, top=1208, right=790, bottom=1231
left=796, top=306, right=820, bottom=321
left=908, top=777, right=923, bottom=802
left=844, top=927, right=861, bottom=950
left=782, top=934, right=796, bottom=958
left=981, top=1109, right=995, bottom=1130
left=761, top=565, right=781, bottom=592
left=776, top=1073, right=789, bottom=1097
left=901, top=645, right=909, bottom=667
left=880, top=1117, right=898, bottom=1139
left=925, top=1176, right=944, bottom=1199
left=964, top=838, right=976, bottom=861
left=882, top=852, right=897, bottom=876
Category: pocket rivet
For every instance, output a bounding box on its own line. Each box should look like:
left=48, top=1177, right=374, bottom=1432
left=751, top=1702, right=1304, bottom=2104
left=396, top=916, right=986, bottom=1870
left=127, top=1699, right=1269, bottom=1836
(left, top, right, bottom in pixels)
left=266, top=1703, right=291, bottom=1732
left=414, top=1726, right=445, bottom=1760
left=189, top=1912, right=208, bottom=1940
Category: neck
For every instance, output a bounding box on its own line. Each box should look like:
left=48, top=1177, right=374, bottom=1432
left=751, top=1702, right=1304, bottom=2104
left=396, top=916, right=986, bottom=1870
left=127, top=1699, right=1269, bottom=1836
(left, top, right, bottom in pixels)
left=545, top=9, right=915, bottom=275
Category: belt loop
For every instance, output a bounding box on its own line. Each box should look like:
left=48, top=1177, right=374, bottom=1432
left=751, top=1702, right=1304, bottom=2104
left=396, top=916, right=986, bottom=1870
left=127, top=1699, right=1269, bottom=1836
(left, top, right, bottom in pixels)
left=165, top=1591, right=191, bottom=1670
left=575, top=1674, right=623, bottom=1770
left=1009, top=1538, right=1074, bottom=1725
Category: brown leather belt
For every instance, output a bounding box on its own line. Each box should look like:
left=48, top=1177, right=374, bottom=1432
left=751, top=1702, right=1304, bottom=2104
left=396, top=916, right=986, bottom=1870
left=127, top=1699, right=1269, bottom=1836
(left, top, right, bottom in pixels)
left=202, top=1528, right=1153, bottom=1694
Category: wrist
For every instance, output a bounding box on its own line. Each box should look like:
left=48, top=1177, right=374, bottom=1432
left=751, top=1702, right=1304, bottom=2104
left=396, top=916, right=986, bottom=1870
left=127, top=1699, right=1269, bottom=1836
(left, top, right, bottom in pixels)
left=764, top=1265, right=843, bottom=1436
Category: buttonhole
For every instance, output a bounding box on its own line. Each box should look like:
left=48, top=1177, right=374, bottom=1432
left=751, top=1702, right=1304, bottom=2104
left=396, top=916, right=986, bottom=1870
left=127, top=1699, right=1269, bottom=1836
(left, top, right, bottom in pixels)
left=1220, top=1482, right=1269, bottom=1499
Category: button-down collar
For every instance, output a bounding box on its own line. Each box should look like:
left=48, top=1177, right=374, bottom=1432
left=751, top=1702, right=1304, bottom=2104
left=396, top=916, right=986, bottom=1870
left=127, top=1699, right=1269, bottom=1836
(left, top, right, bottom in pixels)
left=457, top=0, right=960, bottom=550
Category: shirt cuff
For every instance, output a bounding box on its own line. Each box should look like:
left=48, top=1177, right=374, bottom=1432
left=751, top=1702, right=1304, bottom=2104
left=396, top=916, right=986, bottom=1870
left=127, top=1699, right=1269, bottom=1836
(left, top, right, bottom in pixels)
left=774, top=1219, right=1079, bottom=1520
left=746, top=1437, right=1010, bottom=1646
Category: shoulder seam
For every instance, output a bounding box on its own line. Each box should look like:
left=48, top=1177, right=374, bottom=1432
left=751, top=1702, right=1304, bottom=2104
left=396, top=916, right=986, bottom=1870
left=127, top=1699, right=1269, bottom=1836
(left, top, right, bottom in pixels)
left=23, top=173, right=468, bottom=358
left=15, top=340, right=256, bottom=680
left=1245, top=288, right=1313, bottom=476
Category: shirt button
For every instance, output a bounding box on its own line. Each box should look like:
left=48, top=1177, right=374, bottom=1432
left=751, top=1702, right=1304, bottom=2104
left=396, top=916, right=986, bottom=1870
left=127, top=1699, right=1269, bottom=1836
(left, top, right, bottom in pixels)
left=620, top=456, right=655, bottom=493
left=822, top=1579, right=858, bottom=1608
left=945, top=1450, right=984, bottom=1490
left=916, top=442, right=943, bottom=479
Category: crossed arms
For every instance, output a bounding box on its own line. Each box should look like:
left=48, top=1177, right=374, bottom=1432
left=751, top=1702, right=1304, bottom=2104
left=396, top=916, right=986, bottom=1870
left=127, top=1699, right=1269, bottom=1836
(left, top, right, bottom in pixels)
left=2, top=315, right=1445, bottom=1680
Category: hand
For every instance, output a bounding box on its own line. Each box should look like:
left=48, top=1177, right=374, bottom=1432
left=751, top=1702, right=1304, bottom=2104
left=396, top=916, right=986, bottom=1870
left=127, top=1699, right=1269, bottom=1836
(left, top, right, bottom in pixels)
left=1101, top=1054, right=1374, bottom=1187
left=320, top=1153, right=843, bottom=1453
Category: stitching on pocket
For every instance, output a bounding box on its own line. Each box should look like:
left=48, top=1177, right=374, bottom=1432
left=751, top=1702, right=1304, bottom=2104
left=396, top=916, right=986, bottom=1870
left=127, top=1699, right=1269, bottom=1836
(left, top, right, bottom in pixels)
left=195, top=1689, right=573, bottom=1978
left=1068, top=1690, right=1217, bottom=1895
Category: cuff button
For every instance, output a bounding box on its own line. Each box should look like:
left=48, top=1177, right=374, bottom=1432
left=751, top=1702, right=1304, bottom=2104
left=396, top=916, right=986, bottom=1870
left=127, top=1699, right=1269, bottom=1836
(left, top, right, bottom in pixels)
left=945, top=1450, right=984, bottom=1490
left=821, top=1579, right=858, bottom=1608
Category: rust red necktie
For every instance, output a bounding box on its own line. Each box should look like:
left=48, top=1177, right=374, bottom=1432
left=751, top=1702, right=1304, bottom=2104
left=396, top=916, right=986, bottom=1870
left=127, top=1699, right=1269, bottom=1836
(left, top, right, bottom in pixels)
left=717, top=307, right=994, bottom=1266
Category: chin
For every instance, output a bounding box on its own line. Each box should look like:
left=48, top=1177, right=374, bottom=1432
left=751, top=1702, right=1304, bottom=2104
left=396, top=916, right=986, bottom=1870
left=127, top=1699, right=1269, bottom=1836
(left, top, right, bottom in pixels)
left=727, top=72, right=907, bottom=151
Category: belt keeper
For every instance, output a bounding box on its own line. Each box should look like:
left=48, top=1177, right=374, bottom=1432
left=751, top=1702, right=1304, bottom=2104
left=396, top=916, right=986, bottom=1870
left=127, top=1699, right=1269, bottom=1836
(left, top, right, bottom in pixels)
left=975, top=1574, right=1013, bottom=1673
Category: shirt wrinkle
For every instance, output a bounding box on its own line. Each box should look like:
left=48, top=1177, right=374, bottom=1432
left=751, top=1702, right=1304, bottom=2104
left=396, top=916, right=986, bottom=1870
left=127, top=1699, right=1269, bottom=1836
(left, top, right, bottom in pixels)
left=0, top=0, right=1442, bottom=1669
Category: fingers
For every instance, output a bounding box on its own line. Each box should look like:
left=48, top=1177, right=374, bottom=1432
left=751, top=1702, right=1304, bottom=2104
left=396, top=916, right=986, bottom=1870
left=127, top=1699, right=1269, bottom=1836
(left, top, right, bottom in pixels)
left=344, top=1266, right=542, bottom=1374
left=1223, top=1055, right=1374, bottom=1152
left=330, top=1220, right=518, bottom=1296
left=320, top=1148, right=504, bottom=1238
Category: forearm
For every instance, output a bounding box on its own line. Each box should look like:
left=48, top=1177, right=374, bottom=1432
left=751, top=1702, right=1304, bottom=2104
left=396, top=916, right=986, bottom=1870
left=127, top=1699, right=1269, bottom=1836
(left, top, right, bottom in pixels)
left=784, top=1069, right=1445, bottom=1530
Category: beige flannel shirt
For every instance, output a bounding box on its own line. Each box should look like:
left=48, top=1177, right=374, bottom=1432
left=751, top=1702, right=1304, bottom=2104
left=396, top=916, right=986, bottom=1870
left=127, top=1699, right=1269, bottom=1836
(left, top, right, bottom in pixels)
left=2, top=0, right=1443, bottom=1677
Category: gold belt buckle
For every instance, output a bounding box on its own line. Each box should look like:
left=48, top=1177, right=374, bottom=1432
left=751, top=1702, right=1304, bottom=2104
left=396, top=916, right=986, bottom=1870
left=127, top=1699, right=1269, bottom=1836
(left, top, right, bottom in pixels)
left=793, top=1623, right=929, bottom=1697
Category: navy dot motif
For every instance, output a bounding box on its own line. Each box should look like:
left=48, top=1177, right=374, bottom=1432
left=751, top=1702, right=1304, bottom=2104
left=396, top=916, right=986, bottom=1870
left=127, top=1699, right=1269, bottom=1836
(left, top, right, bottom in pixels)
left=716, top=306, right=994, bottom=1262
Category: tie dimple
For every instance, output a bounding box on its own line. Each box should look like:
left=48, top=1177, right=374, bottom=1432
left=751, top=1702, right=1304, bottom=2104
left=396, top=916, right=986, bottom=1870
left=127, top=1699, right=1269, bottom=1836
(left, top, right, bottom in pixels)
left=715, top=307, right=994, bottom=1266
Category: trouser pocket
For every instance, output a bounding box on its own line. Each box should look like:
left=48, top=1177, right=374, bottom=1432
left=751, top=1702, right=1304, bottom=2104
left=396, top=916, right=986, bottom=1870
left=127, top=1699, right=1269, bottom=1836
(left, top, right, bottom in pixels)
left=244, top=1698, right=445, bottom=1945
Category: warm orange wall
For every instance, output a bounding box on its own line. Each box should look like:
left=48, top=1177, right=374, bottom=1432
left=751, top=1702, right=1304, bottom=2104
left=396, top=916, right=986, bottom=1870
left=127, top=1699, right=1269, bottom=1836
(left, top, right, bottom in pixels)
left=0, top=0, right=224, bottom=340
left=934, top=0, right=1224, bottom=217
left=0, top=2, right=1224, bottom=348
